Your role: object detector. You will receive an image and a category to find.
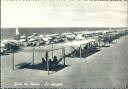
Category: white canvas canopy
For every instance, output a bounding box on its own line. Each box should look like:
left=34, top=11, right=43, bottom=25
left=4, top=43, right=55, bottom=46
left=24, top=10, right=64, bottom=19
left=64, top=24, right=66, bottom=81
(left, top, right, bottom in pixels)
left=19, top=39, right=26, bottom=42
left=61, top=39, right=97, bottom=47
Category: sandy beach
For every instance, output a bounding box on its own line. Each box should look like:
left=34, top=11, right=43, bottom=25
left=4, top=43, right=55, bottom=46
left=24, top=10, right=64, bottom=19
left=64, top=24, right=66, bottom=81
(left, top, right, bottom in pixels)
left=1, top=35, right=128, bottom=88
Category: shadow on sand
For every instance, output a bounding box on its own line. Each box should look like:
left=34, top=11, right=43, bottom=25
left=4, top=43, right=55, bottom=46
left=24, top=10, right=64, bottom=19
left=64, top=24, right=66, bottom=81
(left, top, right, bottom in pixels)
left=16, top=62, right=70, bottom=72
left=81, top=50, right=100, bottom=58
left=101, top=45, right=110, bottom=47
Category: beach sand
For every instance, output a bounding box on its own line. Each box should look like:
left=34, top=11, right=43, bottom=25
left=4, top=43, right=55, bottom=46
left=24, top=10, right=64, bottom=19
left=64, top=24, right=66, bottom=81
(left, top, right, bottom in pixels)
left=1, top=35, right=128, bottom=88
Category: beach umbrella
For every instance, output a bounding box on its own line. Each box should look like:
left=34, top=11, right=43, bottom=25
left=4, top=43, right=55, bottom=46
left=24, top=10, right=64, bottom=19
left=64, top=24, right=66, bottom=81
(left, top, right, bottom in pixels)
left=42, top=38, right=49, bottom=42
left=1, top=43, right=6, bottom=48
left=4, top=42, right=18, bottom=52
left=75, top=35, right=85, bottom=40
left=34, top=36, right=41, bottom=40
left=20, top=36, right=26, bottom=39
left=19, top=39, right=26, bottom=42
left=1, top=39, right=11, bottom=44
left=27, top=36, right=33, bottom=39
left=9, top=40, right=21, bottom=46
left=29, top=38, right=36, bottom=42
left=33, top=33, right=37, bottom=36
left=39, top=35, right=44, bottom=38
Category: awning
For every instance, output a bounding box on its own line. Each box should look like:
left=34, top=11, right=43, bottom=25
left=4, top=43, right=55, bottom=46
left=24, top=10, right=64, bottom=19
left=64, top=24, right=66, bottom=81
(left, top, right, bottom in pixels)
left=60, top=39, right=97, bottom=47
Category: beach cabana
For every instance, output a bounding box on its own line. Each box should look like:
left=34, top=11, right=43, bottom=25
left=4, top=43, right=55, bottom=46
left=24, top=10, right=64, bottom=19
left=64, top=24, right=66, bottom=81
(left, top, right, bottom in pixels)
left=60, top=39, right=98, bottom=59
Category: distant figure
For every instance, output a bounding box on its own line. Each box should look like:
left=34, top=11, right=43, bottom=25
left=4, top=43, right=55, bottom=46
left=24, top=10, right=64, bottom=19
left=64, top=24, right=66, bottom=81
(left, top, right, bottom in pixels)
left=53, top=56, right=58, bottom=66
left=42, top=57, right=46, bottom=64
left=88, top=43, right=91, bottom=48
left=48, top=59, right=52, bottom=67
left=33, top=42, right=36, bottom=46
left=45, top=52, right=48, bottom=62
left=30, top=43, right=33, bottom=47
left=84, top=45, right=88, bottom=49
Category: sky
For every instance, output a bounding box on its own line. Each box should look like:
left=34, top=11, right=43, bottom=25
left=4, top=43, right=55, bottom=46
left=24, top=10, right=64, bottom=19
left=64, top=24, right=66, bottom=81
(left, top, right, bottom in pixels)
left=1, top=0, right=127, bottom=27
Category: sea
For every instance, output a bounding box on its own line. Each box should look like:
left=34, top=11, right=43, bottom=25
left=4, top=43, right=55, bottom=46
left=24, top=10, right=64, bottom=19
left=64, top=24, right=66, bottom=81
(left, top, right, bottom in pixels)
left=0, top=27, right=123, bottom=40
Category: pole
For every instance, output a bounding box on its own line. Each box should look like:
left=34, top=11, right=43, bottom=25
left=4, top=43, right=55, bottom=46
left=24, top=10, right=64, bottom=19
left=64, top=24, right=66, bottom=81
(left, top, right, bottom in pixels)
left=39, top=39, right=40, bottom=48
left=116, top=35, right=117, bottom=43
left=52, top=44, right=53, bottom=59
left=32, top=47, right=35, bottom=65
left=12, top=51, right=14, bottom=70
left=80, top=45, right=81, bottom=59
left=62, top=47, right=65, bottom=66
left=99, top=38, right=101, bottom=49
left=45, top=51, right=49, bottom=75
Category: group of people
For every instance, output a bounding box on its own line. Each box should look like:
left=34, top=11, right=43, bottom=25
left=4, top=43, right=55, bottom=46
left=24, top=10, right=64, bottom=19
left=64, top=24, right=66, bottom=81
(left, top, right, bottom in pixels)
left=42, top=56, right=59, bottom=67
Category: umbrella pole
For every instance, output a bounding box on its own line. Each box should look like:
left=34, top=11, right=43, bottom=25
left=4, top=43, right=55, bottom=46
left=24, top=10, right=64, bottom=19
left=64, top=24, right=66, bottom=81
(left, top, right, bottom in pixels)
left=64, top=48, right=65, bottom=66
left=52, top=44, right=53, bottom=59
left=46, top=52, right=49, bottom=75
left=62, top=47, right=65, bottom=66
left=39, top=40, right=40, bottom=48
left=32, top=47, right=35, bottom=65
left=12, top=51, right=15, bottom=70
left=80, top=45, right=81, bottom=59
left=99, top=39, right=100, bottom=50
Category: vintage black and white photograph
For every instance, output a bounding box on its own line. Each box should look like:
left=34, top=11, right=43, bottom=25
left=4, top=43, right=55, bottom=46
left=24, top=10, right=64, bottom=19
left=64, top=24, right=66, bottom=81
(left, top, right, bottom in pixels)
left=0, top=0, right=128, bottom=88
